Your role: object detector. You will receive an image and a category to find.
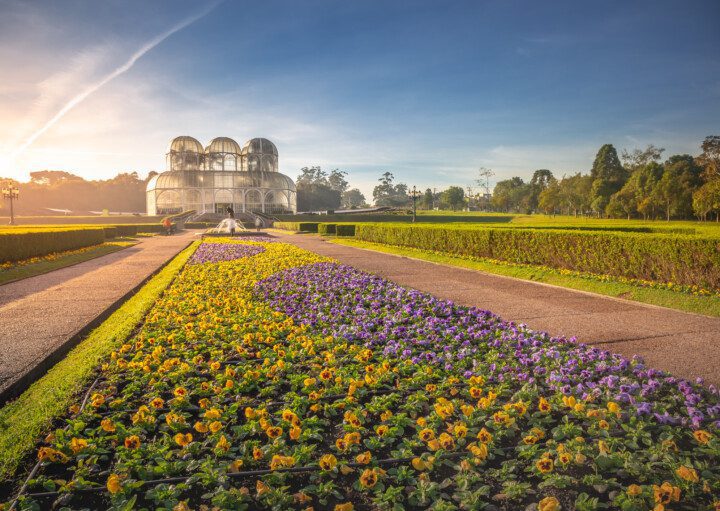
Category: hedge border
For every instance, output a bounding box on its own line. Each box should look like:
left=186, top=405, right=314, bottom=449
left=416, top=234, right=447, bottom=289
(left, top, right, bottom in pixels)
left=353, top=224, right=720, bottom=289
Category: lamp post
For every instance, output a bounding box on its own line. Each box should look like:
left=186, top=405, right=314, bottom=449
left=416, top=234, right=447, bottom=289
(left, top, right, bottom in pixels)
left=410, top=185, right=420, bottom=223
left=2, top=182, right=19, bottom=225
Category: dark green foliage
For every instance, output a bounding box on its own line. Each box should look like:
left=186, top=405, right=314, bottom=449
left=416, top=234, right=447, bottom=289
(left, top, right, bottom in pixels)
left=373, top=172, right=410, bottom=207
left=590, top=144, right=628, bottom=215
left=102, top=226, right=118, bottom=239
left=274, top=214, right=515, bottom=223
left=591, top=144, right=627, bottom=181
left=336, top=224, right=356, bottom=236
left=353, top=224, right=720, bottom=289
left=318, top=223, right=337, bottom=235
left=341, top=188, right=367, bottom=209
left=298, top=222, right=319, bottom=233
left=296, top=167, right=345, bottom=211
left=273, top=222, right=320, bottom=233
left=112, top=225, right=140, bottom=236
left=439, top=186, right=466, bottom=210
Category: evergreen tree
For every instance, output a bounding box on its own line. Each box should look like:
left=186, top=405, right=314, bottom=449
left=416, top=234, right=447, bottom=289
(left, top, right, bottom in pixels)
left=589, top=144, right=628, bottom=216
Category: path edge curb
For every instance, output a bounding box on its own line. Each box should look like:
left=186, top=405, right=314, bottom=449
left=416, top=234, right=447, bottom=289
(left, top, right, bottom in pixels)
left=0, top=239, right=194, bottom=406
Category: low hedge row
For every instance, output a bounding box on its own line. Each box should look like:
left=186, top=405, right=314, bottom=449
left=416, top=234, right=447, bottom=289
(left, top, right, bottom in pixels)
left=336, top=224, right=356, bottom=236
left=354, top=224, right=720, bottom=289
left=274, top=213, right=515, bottom=223
left=514, top=225, right=696, bottom=235
left=318, top=223, right=336, bottom=235
left=0, top=227, right=106, bottom=263
left=273, top=222, right=320, bottom=233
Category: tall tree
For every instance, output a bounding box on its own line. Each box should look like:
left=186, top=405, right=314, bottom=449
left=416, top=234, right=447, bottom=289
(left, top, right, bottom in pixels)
left=538, top=179, right=561, bottom=215
left=528, top=169, right=556, bottom=211
left=372, top=172, right=410, bottom=207
left=620, top=145, right=664, bottom=171
left=693, top=179, right=720, bottom=221
left=491, top=177, right=525, bottom=212
left=559, top=173, right=593, bottom=216
left=697, top=135, right=720, bottom=182
left=420, top=188, right=435, bottom=210
left=340, top=188, right=367, bottom=209
left=652, top=155, right=702, bottom=220
left=295, top=166, right=341, bottom=211
left=439, top=186, right=465, bottom=210
left=589, top=144, right=628, bottom=216
left=327, top=169, right=349, bottom=194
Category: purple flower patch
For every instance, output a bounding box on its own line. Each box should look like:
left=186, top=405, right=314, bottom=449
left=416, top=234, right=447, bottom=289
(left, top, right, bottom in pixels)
left=256, top=262, right=720, bottom=428
left=188, top=242, right=265, bottom=265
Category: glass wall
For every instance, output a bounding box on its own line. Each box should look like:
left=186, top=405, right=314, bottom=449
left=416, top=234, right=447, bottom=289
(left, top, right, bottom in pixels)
left=146, top=170, right=296, bottom=215
left=148, top=137, right=295, bottom=215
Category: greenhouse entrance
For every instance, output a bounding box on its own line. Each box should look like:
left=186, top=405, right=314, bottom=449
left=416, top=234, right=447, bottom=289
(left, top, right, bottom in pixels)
left=215, top=203, right=232, bottom=214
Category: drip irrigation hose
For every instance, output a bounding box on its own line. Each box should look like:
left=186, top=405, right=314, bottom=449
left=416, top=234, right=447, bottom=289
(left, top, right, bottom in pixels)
left=21, top=450, right=477, bottom=499
left=9, top=377, right=101, bottom=511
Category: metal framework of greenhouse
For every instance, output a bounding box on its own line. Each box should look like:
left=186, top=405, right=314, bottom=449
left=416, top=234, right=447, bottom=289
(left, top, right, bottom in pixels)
left=146, top=136, right=297, bottom=216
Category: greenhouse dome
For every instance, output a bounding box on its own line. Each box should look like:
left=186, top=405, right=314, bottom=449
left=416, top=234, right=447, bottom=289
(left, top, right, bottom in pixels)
left=147, top=136, right=296, bottom=215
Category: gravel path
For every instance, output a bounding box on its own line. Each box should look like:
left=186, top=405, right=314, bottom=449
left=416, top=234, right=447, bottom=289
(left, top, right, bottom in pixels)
left=275, top=232, right=720, bottom=386
left=0, top=232, right=199, bottom=403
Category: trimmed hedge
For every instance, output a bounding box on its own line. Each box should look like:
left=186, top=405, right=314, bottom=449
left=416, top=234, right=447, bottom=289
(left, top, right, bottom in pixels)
left=354, top=224, right=720, bottom=289
left=336, top=224, right=356, bottom=237
left=113, top=225, right=139, bottom=237
left=318, top=223, right=337, bottom=235
left=135, top=224, right=167, bottom=234
left=0, top=227, right=106, bottom=263
left=274, top=214, right=515, bottom=224
left=273, top=222, right=320, bottom=233
left=515, top=225, right=696, bottom=235
left=102, top=226, right=118, bottom=239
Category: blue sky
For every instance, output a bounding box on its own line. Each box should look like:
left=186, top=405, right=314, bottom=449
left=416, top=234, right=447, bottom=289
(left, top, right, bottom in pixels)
left=0, top=0, right=718, bottom=199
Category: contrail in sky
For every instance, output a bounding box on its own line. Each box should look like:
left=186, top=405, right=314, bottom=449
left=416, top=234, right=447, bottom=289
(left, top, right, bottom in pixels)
left=10, top=1, right=222, bottom=160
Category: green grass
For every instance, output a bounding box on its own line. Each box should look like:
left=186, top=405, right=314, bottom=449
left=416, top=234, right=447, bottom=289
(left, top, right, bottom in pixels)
left=0, top=241, right=136, bottom=286
left=0, top=241, right=198, bottom=480
left=331, top=238, right=720, bottom=318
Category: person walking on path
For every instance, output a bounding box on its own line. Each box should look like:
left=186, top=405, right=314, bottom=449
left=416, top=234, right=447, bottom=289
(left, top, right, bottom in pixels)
left=162, top=217, right=173, bottom=235
left=255, top=216, right=263, bottom=232
left=227, top=217, right=237, bottom=237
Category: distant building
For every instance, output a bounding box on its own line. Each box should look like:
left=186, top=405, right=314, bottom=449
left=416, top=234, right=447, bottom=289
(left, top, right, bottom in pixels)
left=146, top=136, right=297, bottom=215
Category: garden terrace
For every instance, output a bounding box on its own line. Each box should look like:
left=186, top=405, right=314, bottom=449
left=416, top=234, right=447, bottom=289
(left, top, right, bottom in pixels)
left=4, top=239, right=719, bottom=510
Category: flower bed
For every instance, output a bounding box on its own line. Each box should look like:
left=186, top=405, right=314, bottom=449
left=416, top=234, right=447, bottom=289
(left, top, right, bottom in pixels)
left=6, top=239, right=719, bottom=510
left=188, top=241, right=266, bottom=265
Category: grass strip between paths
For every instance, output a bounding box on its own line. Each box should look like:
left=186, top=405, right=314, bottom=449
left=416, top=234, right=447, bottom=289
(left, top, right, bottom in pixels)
left=0, top=241, right=136, bottom=286
left=330, top=238, right=720, bottom=318
left=0, top=241, right=199, bottom=479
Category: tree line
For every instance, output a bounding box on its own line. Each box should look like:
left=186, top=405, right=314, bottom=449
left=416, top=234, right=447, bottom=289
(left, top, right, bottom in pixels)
left=493, top=136, right=720, bottom=220
left=5, top=135, right=718, bottom=219
left=0, top=170, right=150, bottom=215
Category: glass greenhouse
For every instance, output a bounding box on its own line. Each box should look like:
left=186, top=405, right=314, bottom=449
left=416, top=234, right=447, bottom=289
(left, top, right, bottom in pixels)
left=146, top=136, right=297, bottom=215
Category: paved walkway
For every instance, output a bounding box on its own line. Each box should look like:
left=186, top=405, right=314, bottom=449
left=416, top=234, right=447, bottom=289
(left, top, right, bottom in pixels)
left=0, top=231, right=198, bottom=403
left=275, top=232, right=720, bottom=386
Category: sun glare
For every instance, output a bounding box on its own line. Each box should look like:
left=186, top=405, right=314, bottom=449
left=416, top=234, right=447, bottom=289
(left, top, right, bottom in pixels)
left=0, top=153, right=17, bottom=180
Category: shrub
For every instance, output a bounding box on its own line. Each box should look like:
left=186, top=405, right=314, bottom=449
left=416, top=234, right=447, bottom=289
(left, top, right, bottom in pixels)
left=272, top=222, right=300, bottom=231
left=354, top=224, right=720, bottom=289
left=336, top=224, right=356, bottom=237
left=318, top=223, right=337, bottom=235
left=298, top=222, right=319, bottom=233
left=0, top=228, right=106, bottom=263
left=112, top=225, right=139, bottom=237
left=135, top=224, right=166, bottom=234
left=102, top=226, right=117, bottom=239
